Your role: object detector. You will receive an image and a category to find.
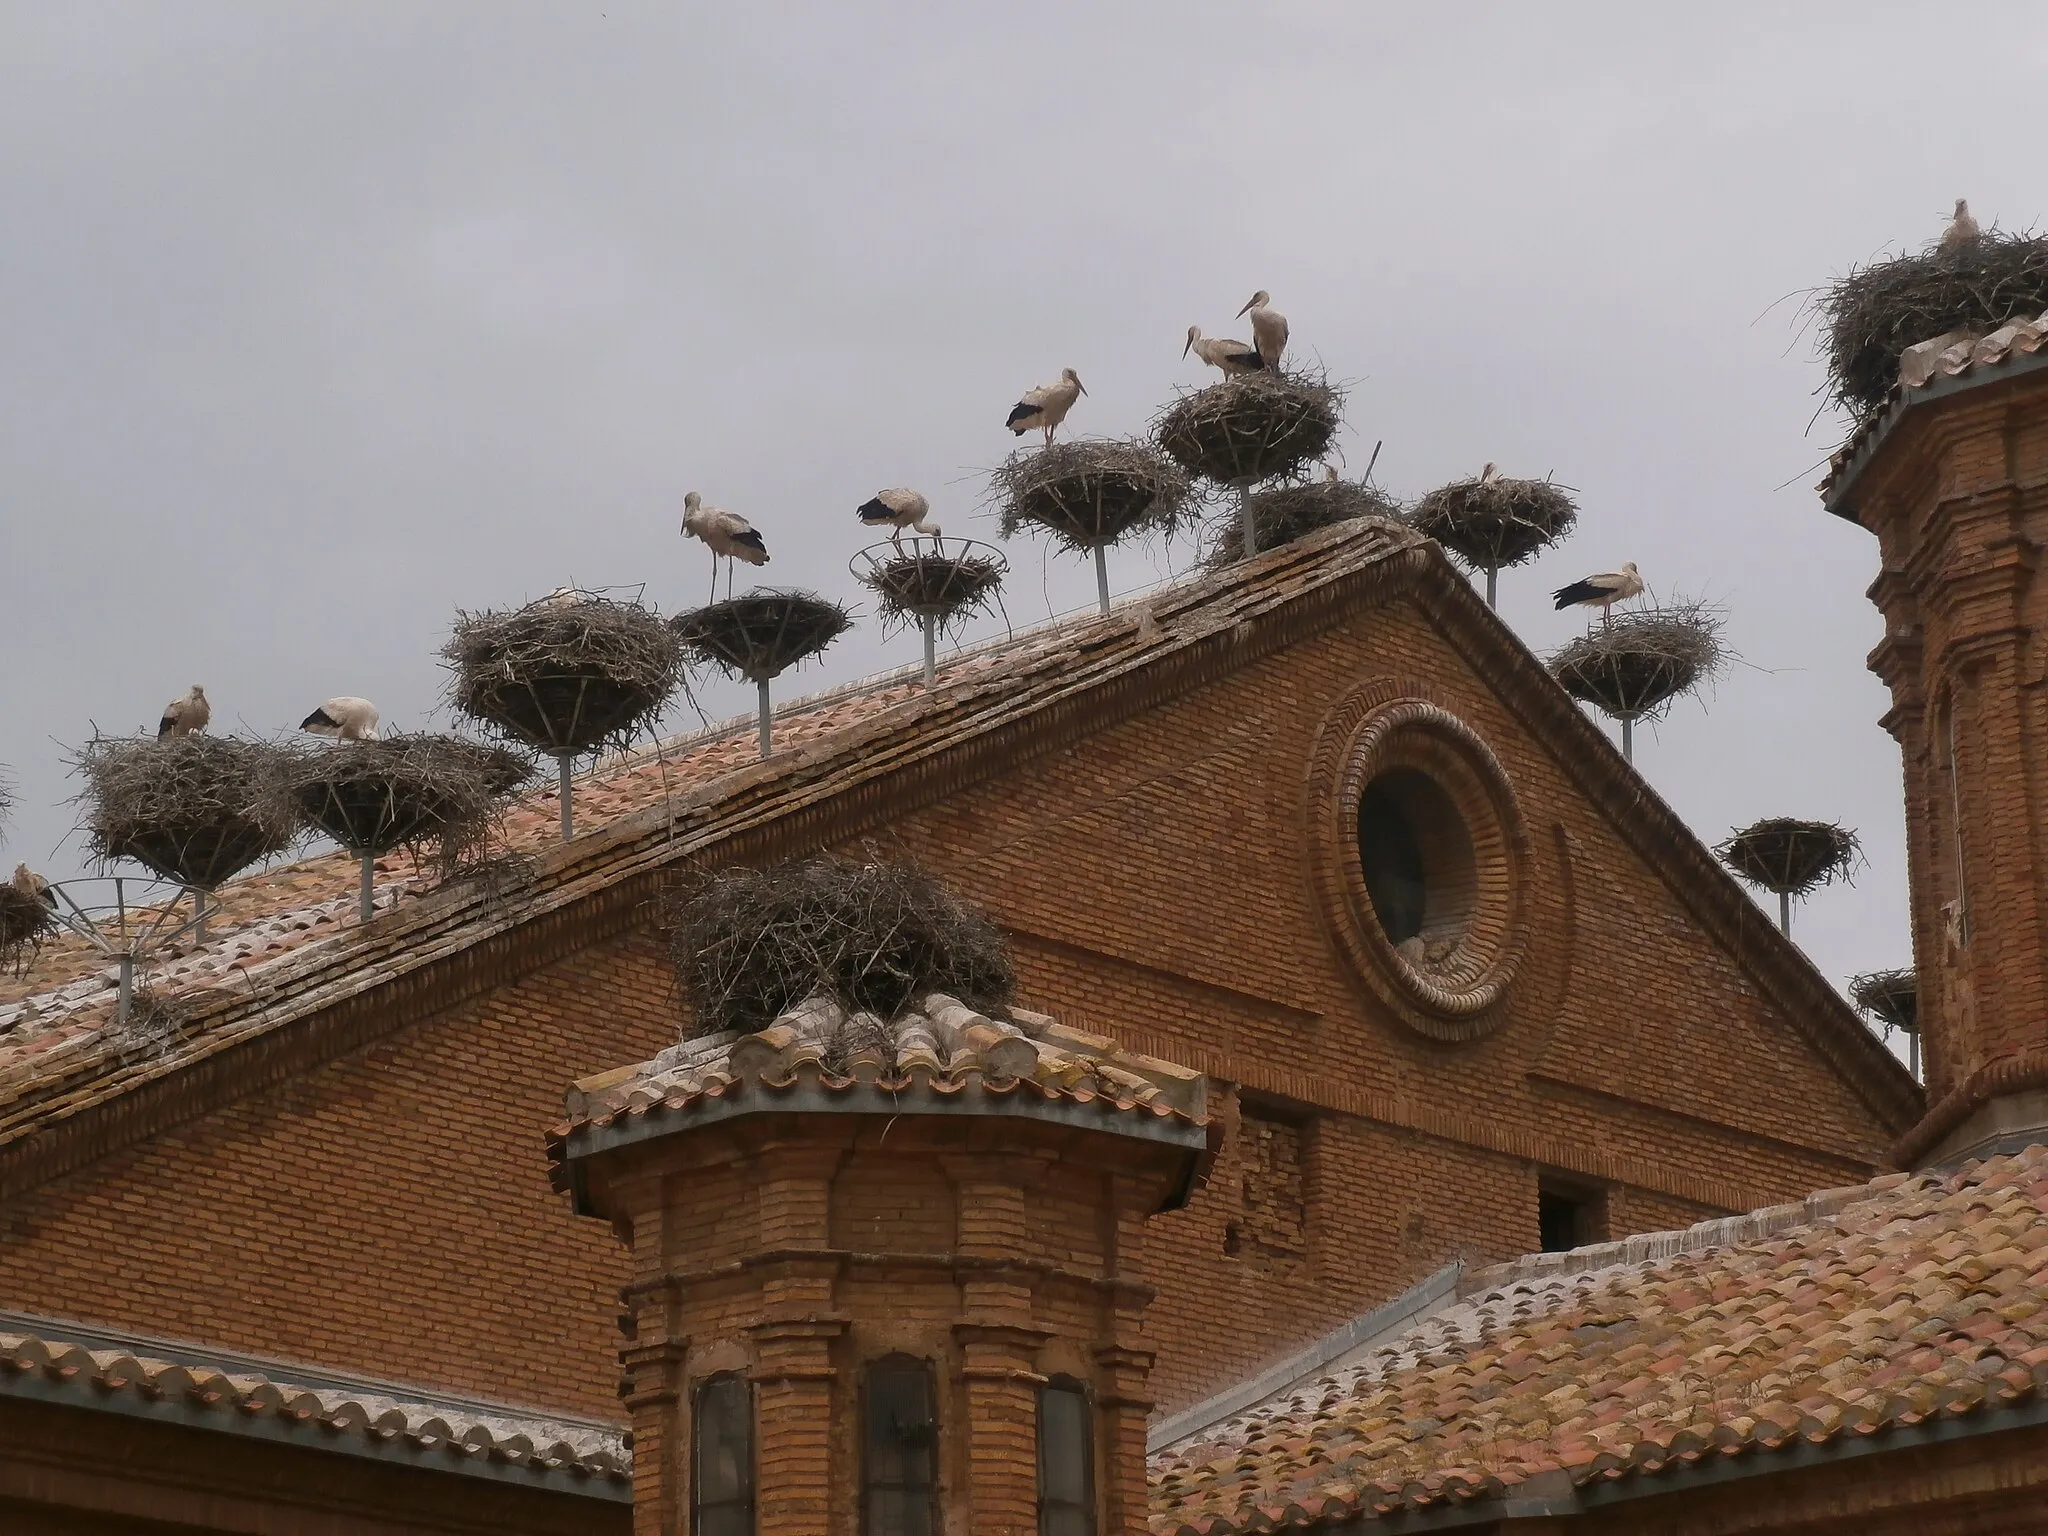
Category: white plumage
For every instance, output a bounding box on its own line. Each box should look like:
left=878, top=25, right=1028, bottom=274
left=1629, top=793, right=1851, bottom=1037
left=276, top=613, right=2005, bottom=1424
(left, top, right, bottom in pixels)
left=11, top=863, right=55, bottom=912
left=1006, top=368, right=1085, bottom=446
left=857, top=488, right=942, bottom=549
left=1183, top=326, right=1262, bottom=377
left=1479, top=461, right=1501, bottom=485
left=682, top=490, right=770, bottom=603
left=1941, top=198, right=1981, bottom=251
left=301, top=696, right=382, bottom=741
left=1236, top=290, right=1289, bottom=372
left=157, top=684, right=210, bottom=739
left=1552, top=562, right=1644, bottom=625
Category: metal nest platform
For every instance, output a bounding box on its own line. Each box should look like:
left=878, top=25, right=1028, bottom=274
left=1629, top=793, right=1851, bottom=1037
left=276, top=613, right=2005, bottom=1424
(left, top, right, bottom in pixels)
left=1716, top=818, right=1860, bottom=935
left=673, top=589, right=855, bottom=758
left=851, top=537, right=1009, bottom=688
left=1153, top=370, right=1343, bottom=489
left=991, top=438, right=1196, bottom=613
left=36, top=875, right=206, bottom=1027
left=1409, top=472, right=1577, bottom=606
left=1547, top=604, right=1726, bottom=761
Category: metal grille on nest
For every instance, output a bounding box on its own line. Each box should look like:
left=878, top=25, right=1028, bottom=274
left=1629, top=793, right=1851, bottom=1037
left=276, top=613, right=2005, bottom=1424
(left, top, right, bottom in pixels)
left=673, top=589, right=854, bottom=759
left=74, top=734, right=297, bottom=892
left=1849, top=968, right=1917, bottom=1034
left=1716, top=819, right=1861, bottom=897
left=1153, top=371, right=1343, bottom=487
left=1206, top=478, right=1403, bottom=566
left=1409, top=474, right=1577, bottom=586
left=1547, top=605, right=1726, bottom=761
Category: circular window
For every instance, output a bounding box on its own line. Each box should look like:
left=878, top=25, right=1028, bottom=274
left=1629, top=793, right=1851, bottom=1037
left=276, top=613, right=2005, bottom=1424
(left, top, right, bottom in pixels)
left=1309, top=685, right=1530, bottom=1040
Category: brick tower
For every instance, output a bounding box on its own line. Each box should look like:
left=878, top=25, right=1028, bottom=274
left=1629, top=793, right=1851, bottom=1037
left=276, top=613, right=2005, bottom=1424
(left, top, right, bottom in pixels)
left=550, top=993, right=1212, bottom=1536
left=1826, top=321, right=2048, bottom=1164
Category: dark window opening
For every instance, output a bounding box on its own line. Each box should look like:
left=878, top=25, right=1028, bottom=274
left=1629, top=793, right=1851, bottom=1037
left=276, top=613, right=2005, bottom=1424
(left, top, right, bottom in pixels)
left=1038, top=1379, right=1097, bottom=1536
left=692, top=1374, right=755, bottom=1536
left=1538, top=1182, right=1608, bottom=1253
left=864, top=1356, right=938, bottom=1536
left=1356, top=768, right=1477, bottom=955
left=1358, top=776, right=1428, bottom=943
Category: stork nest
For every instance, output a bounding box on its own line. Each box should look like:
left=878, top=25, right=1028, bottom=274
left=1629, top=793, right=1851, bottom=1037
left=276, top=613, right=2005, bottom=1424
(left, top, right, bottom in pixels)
left=1715, top=818, right=1861, bottom=898
left=672, top=589, right=854, bottom=684
left=1409, top=473, right=1577, bottom=574
left=443, top=596, right=684, bottom=759
left=664, top=853, right=1016, bottom=1040
left=991, top=439, right=1197, bottom=553
left=1548, top=604, right=1727, bottom=722
left=1849, top=967, right=1918, bottom=1035
left=263, top=734, right=535, bottom=873
left=1154, top=371, right=1344, bottom=487
left=0, top=886, right=56, bottom=977
left=1822, top=228, right=2048, bottom=416
left=1207, top=478, right=1404, bottom=566
left=859, top=551, right=1006, bottom=636
left=74, top=734, right=297, bottom=891
left=0, top=767, right=13, bottom=843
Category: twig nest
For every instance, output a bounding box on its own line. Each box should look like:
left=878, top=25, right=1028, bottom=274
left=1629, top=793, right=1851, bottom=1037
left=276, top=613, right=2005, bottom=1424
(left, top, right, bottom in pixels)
left=1823, top=230, right=2048, bottom=416
left=1409, top=473, right=1577, bottom=574
left=444, top=596, right=684, bottom=758
left=858, top=549, right=1005, bottom=636
left=1715, top=818, right=1860, bottom=898
left=1548, top=605, right=1726, bottom=722
left=1207, top=478, right=1403, bottom=566
left=1849, top=968, right=1917, bottom=1034
left=0, top=886, right=55, bottom=976
left=75, top=734, right=297, bottom=890
left=1154, top=372, right=1343, bottom=487
left=672, top=588, right=853, bottom=684
left=992, top=438, right=1195, bottom=552
left=264, top=734, right=536, bottom=871
left=664, top=854, right=1015, bottom=1038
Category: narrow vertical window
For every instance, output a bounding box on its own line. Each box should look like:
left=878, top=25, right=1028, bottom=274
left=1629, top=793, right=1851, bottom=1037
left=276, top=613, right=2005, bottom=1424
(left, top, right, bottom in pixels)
left=693, top=1374, right=755, bottom=1536
left=864, top=1356, right=937, bottom=1536
left=1038, top=1379, right=1096, bottom=1536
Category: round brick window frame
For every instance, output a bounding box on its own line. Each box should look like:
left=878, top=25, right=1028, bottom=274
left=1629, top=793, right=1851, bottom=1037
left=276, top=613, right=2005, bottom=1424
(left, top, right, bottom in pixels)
left=1309, top=682, right=1532, bottom=1041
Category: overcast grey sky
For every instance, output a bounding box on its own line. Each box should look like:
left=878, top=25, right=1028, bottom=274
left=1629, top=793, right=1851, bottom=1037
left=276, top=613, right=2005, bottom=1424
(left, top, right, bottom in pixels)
left=3, top=3, right=2042, bottom=1026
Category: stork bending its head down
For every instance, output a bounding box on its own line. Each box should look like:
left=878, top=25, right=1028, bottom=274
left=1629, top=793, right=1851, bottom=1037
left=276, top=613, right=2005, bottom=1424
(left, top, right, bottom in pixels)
left=682, top=491, right=770, bottom=604
left=158, top=685, right=210, bottom=739
left=1236, top=290, right=1289, bottom=372
left=301, top=696, right=381, bottom=741
left=1552, top=562, right=1644, bottom=627
left=11, top=863, right=56, bottom=912
left=1006, top=368, right=1085, bottom=446
left=1184, top=326, right=1262, bottom=377
left=857, top=488, right=941, bottom=550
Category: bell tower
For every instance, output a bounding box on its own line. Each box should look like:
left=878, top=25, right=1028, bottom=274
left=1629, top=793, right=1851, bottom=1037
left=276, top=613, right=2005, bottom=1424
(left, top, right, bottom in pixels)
left=1827, top=332, right=2048, bottom=1164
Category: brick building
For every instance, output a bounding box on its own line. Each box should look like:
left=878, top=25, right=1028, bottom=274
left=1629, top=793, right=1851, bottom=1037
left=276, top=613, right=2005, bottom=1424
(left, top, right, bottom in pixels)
left=0, top=485, right=1937, bottom=1530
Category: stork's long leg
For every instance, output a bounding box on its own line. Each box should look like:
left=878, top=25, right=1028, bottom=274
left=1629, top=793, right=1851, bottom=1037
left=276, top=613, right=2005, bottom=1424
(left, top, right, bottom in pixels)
left=708, top=556, right=717, bottom=608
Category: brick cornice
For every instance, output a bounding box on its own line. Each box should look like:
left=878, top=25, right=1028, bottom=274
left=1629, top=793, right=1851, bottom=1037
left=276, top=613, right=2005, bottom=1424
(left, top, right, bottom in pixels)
left=1892, top=1047, right=2048, bottom=1167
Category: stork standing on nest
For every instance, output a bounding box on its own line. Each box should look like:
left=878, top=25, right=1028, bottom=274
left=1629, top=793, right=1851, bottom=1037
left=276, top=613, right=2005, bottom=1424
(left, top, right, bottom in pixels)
left=1552, top=562, right=1644, bottom=627
left=1184, top=326, right=1262, bottom=378
left=11, top=863, right=56, bottom=912
left=1479, top=461, right=1500, bottom=484
left=1006, top=368, right=1085, bottom=446
left=300, top=696, right=381, bottom=741
left=682, top=491, right=770, bottom=603
left=857, top=488, right=942, bottom=551
left=157, top=685, right=210, bottom=739
left=1940, top=198, right=1982, bottom=251
left=1237, top=290, right=1289, bottom=371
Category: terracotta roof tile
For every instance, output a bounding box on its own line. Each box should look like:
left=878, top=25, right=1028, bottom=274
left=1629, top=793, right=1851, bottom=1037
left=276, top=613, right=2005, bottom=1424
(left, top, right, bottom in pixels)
left=1148, top=1143, right=2048, bottom=1531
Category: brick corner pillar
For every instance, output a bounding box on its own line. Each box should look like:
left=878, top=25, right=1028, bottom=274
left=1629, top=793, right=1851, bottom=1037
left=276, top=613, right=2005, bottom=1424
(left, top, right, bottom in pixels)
left=1829, top=359, right=2048, bottom=1165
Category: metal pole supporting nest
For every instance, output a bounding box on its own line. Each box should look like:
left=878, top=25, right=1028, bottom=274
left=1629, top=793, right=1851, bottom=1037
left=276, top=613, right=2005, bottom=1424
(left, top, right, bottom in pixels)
left=921, top=614, right=937, bottom=688
left=757, top=678, right=773, bottom=758
left=1621, top=716, right=1633, bottom=763
left=556, top=753, right=574, bottom=839
left=1485, top=565, right=1498, bottom=610
left=359, top=850, right=375, bottom=924
left=1779, top=890, right=1792, bottom=936
left=116, top=953, right=134, bottom=1026
left=1238, top=483, right=1257, bottom=559
left=1093, top=546, right=1110, bottom=615
left=192, top=888, right=208, bottom=943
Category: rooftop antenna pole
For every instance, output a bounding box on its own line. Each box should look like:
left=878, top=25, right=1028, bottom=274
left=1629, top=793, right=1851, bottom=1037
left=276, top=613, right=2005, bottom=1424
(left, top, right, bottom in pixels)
left=556, top=753, right=574, bottom=839
left=757, top=678, right=773, bottom=758
left=1093, top=546, right=1110, bottom=615
left=922, top=613, right=938, bottom=688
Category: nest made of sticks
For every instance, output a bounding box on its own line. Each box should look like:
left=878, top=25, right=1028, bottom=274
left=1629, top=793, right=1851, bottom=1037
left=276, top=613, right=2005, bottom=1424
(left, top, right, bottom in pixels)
left=672, top=589, right=854, bottom=684
left=860, top=551, right=1006, bottom=636
left=664, top=854, right=1016, bottom=1039
left=444, top=596, right=685, bottom=758
left=1154, top=371, right=1344, bottom=487
left=1849, top=967, right=1918, bottom=1035
left=263, top=734, right=535, bottom=872
left=1548, top=604, right=1727, bottom=722
left=1822, top=228, right=2048, bottom=416
left=1207, top=477, right=1404, bottom=566
left=1716, top=818, right=1861, bottom=898
left=0, top=885, right=56, bottom=977
left=74, top=734, right=298, bottom=890
left=1409, top=473, right=1577, bottom=574
left=991, top=438, right=1197, bottom=553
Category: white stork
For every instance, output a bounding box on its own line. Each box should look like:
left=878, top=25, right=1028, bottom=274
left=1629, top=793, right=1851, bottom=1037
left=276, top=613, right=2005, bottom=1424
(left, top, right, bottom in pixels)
left=857, top=488, right=942, bottom=550
left=1184, top=326, right=1262, bottom=377
left=538, top=585, right=594, bottom=609
left=682, top=491, right=770, bottom=603
left=1006, top=368, right=1085, bottom=446
left=158, top=685, right=211, bottom=739
left=1940, top=198, right=1981, bottom=251
left=301, top=696, right=382, bottom=741
left=1552, top=562, right=1644, bottom=627
left=10, top=863, right=56, bottom=912
left=1479, top=461, right=1501, bottom=485
left=1237, top=291, right=1289, bottom=372
left=1324, top=464, right=1340, bottom=484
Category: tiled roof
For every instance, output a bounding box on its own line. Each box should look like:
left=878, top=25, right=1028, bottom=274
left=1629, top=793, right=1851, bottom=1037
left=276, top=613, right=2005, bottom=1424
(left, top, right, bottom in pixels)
left=551, top=993, right=1212, bottom=1200
left=1148, top=1142, right=2048, bottom=1531
left=0, top=1313, right=630, bottom=1495
left=1822, top=307, right=2048, bottom=510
